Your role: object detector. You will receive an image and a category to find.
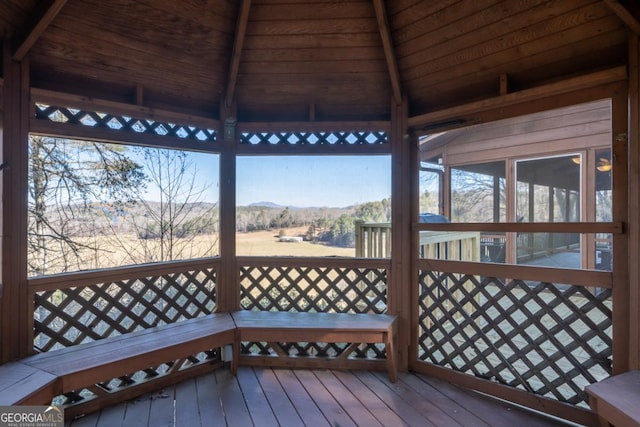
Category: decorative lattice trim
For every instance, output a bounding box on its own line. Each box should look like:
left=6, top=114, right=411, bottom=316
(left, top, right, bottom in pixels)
left=240, top=131, right=388, bottom=146
left=35, top=104, right=217, bottom=143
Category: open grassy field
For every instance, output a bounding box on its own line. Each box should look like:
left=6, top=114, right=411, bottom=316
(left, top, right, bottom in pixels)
left=31, top=226, right=356, bottom=275
left=237, top=227, right=354, bottom=257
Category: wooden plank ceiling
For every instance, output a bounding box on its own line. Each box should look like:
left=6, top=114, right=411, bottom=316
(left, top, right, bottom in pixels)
left=0, top=0, right=635, bottom=123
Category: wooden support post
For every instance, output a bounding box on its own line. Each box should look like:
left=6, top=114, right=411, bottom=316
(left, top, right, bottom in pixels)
left=628, top=34, right=640, bottom=370
left=528, top=181, right=534, bottom=259
left=1, top=40, right=30, bottom=362
left=390, top=95, right=410, bottom=371
left=505, top=159, right=517, bottom=264
left=564, top=187, right=571, bottom=249
left=611, top=85, right=630, bottom=374
left=548, top=185, right=554, bottom=253
left=584, top=149, right=596, bottom=270
left=217, top=101, right=238, bottom=312
left=492, top=175, right=501, bottom=222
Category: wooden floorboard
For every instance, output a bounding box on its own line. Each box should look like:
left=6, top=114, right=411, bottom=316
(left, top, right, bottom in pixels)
left=121, top=394, right=151, bottom=427
left=236, top=367, right=279, bottom=427
left=147, top=389, right=174, bottom=427
left=273, top=368, right=328, bottom=426
left=294, top=369, right=356, bottom=427
left=354, top=370, right=438, bottom=426
left=370, top=371, right=463, bottom=426
left=174, top=376, right=201, bottom=427
left=94, top=401, right=126, bottom=427
left=313, top=369, right=384, bottom=427
left=413, top=374, right=562, bottom=427
left=253, top=367, right=304, bottom=426
left=195, top=373, right=224, bottom=423
left=396, top=371, right=487, bottom=426
left=214, top=369, right=253, bottom=427
left=334, top=369, right=409, bottom=427
left=67, top=367, right=570, bottom=426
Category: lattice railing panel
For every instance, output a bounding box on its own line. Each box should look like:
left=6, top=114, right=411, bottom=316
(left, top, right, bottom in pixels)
left=240, top=131, right=388, bottom=146
left=240, top=264, right=388, bottom=359
left=417, top=270, right=612, bottom=407
left=35, top=104, right=217, bottom=143
left=34, top=268, right=217, bottom=352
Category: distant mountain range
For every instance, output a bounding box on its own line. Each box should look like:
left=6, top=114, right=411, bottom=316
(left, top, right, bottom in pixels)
left=248, top=201, right=284, bottom=208
left=247, top=201, right=355, bottom=210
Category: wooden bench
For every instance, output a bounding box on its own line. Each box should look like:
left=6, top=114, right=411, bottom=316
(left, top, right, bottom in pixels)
left=0, top=310, right=397, bottom=414
left=0, top=361, right=60, bottom=405
left=585, top=370, right=640, bottom=427
left=18, top=312, right=237, bottom=407
left=231, top=310, right=398, bottom=382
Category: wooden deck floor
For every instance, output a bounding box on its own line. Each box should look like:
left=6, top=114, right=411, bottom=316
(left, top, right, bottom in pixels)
left=66, top=367, right=570, bottom=427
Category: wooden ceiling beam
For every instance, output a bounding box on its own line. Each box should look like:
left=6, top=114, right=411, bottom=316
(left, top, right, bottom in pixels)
left=225, top=0, right=251, bottom=110
left=409, top=66, right=627, bottom=129
left=372, top=0, right=402, bottom=105
left=603, top=0, right=640, bottom=35
left=31, top=88, right=221, bottom=129
left=13, top=0, right=68, bottom=61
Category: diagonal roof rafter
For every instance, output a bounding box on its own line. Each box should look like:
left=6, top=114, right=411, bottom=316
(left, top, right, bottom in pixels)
left=372, top=0, right=403, bottom=106
left=225, top=0, right=251, bottom=110
left=13, top=0, right=68, bottom=62
left=603, top=0, right=640, bottom=35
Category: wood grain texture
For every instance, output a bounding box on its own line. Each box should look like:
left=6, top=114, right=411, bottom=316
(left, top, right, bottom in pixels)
left=22, top=313, right=236, bottom=392
left=0, top=2, right=635, bottom=425
left=233, top=310, right=398, bottom=382
left=585, top=370, right=640, bottom=427
left=66, top=367, right=566, bottom=426
left=13, top=0, right=68, bottom=61
left=0, top=0, right=627, bottom=121
left=629, top=35, right=640, bottom=371
left=0, top=361, right=59, bottom=405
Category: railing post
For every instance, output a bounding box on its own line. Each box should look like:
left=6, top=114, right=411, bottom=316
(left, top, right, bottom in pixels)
left=355, top=220, right=363, bottom=257
left=217, top=101, right=238, bottom=312
left=1, top=39, right=31, bottom=361
left=390, top=95, right=411, bottom=372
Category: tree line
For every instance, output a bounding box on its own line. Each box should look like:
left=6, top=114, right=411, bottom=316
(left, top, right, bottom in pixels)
left=28, top=134, right=391, bottom=276
left=237, top=199, right=391, bottom=248
left=28, top=136, right=218, bottom=275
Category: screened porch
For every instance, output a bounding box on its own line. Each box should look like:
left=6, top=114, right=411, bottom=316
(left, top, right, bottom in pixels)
left=2, top=1, right=640, bottom=427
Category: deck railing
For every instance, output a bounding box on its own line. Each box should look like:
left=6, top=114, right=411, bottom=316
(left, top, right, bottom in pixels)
left=354, top=221, right=391, bottom=258
left=25, top=225, right=612, bottom=421
left=356, top=219, right=613, bottom=416
left=414, top=261, right=612, bottom=411
left=238, top=256, right=390, bottom=361
left=355, top=221, right=481, bottom=262
left=28, top=259, right=222, bottom=405
left=27, top=255, right=392, bottom=407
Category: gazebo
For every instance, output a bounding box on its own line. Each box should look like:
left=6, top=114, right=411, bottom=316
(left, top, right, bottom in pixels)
left=1, top=1, right=639, bottom=425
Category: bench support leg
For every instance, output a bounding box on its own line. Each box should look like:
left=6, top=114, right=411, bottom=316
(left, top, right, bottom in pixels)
left=385, top=332, right=397, bottom=383
left=230, top=338, right=239, bottom=375
left=588, top=395, right=613, bottom=427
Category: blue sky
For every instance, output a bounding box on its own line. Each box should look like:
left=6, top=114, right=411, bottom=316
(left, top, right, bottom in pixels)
left=236, top=155, right=392, bottom=207
left=132, top=149, right=391, bottom=208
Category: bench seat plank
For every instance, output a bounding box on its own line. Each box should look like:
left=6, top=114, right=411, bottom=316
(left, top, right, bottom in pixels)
left=231, top=311, right=397, bottom=382
left=585, top=370, right=640, bottom=427
left=0, top=361, right=60, bottom=405
left=231, top=310, right=396, bottom=331
left=22, top=313, right=237, bottom=393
